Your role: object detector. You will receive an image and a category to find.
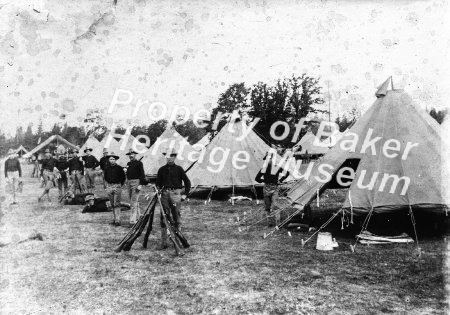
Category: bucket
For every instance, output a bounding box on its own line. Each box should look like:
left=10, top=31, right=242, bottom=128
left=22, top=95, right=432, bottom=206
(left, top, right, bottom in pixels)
left=316, top=232, right=336, bottom=251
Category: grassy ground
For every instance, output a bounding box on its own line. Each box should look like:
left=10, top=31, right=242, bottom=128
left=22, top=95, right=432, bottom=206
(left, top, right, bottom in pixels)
left=0, top=166, right=448, bottom=314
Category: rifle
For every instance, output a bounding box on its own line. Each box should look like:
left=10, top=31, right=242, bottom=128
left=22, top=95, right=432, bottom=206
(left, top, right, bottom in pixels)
left=114, top=193, right=157, bottom=252
left=153, top=185, right=185, bottom=256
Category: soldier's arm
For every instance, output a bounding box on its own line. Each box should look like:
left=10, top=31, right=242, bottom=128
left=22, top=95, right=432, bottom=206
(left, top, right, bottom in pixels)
left=17, top=160, right=22, bottom=177
left=180, top=167, right=191, bottom=195
left=139, top=161, right=146, bottom=185
left=155, top=168, right=162, bottom=188
left=279, top=169, right=290, bottom=183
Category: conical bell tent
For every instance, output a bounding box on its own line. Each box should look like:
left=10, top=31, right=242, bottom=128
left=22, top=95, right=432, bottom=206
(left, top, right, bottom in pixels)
left=187, top=119, right=274, bottom=190
left=141, top=127, right=198, bottom=177
left=79, top=136, right=101, bottom=156
left=285, top=77, right=448, bottom=218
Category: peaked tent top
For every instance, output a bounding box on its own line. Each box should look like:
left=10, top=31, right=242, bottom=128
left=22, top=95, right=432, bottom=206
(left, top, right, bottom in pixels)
left=187, top=120, right=276, bottom=188
left=286, top=87, right=448, bottom=215
left=375, top=76, right=393, bottom=98
left=23, top=135, right=79, bottom=158
left=141, top=127, right=197, bottom=175
left=15, top=145, right=29, bottom=154
left=79, top=136, right=101, bottom=155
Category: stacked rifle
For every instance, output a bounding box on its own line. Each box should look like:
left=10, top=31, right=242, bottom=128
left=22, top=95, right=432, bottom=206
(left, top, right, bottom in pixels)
left=114, top=185, right=190, bottom=256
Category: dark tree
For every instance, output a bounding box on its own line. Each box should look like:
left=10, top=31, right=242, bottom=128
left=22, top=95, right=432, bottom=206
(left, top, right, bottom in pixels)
left=429, top=108, right=447, bottom=124
left=175, top=120, right=207, bottom=144
left=146, top=120, right=168, bottom=145
left=206, top=82, right=250, bottom=136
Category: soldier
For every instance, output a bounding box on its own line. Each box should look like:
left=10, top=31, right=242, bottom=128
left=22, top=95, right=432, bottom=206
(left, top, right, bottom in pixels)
left=104, top=151, right=126, bottom=226
left=55, top=149, right=69, bottom=199
left=156, top=148, right=191, bottom=249
left=38, top=148, right=58, bottom=202
left=99, top=148, right=109, bottom=189
left=4, top=148, right=22, bottom=204
left=125, top=149, right=146, bottom=225
left=68, top=149, right=86, bottom=193
left=82, top=148, right=100, bottom=193
left=255, top=146, right=290, bottom=227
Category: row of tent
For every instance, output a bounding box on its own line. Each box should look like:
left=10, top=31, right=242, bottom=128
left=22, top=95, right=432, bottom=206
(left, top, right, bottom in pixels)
left=18, top=77, right=449, bottom=216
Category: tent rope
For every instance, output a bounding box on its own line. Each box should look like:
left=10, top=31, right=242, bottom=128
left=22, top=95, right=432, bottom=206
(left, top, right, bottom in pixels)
left=351, top=206, right=374, bottom=252
left=409, top=205, right=420, bottom=253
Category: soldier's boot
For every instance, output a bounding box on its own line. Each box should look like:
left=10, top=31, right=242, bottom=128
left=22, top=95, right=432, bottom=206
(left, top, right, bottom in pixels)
left=158, top=229, right=168, bottom=250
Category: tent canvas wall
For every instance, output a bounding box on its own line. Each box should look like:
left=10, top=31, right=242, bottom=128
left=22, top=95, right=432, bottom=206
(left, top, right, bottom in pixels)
left=286, top=79, right=448, bottom=217
left=140, top=128, right=197, bottom=176
left=79, top=136, right=101, bottom=155
left=293, top=130, right=342, bottom=156
left=15, top=145, right=29, bottom=157
left=187, top=120, right=282, bottom=189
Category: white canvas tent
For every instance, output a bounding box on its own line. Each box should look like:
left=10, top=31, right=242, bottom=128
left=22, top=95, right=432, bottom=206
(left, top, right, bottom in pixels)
left=79, top=136, right=101, bottom=156
left=187, top=120, right=287, bottom=190
left=140, top=128, right=197, bottom=176
left=286, top=78, right=449, bottom=219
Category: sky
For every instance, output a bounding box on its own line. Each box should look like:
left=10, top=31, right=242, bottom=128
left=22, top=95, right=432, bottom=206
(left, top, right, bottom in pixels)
left=0, top=0, right=449, bottom=137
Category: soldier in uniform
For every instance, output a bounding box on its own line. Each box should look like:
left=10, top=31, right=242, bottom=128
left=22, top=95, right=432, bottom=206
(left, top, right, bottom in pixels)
left=68, top=149, right=86, bottom=193
left=4, top=148, right=22, bottom=204
left=38, top=149, right=58, bottom=202
left=99, top=148, right=109, bottom=189
left=155, top=148, right=191, bottom=249
left=255, top=146, right=290, bottom=227
left=82, top=148, right=100, bottom=193
left=55, top=149, right=69, bottom=199
left=104, top=151, right=126, bottom=226
left=125, top=149, right=146, bottom=225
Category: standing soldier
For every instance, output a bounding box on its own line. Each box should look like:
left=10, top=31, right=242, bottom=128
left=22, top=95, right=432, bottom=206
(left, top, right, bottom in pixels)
left=156, top=148, right=191, bottom=249
left=4, top=148, right=22, bottom=204
left=255, top=147, right=290, bottom=227
left=104, top=151, right=126, bottom=226
left=82, top=148, right=100, bottom=193
left=55, top=149, right=69, bottom=199
left=68, top=149, right=86, bottom=194
left=99, top=148, right=109, bottom=189
left=38, top=149, right=58, bottom=202
left=125, top=149, right=146, bottom=225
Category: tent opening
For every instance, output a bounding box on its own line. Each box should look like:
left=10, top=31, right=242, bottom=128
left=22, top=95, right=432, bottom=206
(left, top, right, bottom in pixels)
left=326, top=158, right=361, bottom=190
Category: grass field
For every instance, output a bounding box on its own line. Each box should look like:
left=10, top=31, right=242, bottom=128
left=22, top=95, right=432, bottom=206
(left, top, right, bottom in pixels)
left=0, top=168, right=448, bottom=314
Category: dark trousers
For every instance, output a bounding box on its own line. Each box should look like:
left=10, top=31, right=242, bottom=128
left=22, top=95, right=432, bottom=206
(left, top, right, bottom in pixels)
left=160, top=189, right=182, bottom=229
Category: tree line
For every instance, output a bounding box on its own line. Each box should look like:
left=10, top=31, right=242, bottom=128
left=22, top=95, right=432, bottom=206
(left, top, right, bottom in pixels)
left=1, top=73, right=447, bottom=156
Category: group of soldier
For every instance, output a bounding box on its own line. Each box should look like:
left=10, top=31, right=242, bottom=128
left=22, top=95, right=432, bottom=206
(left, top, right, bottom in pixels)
left=4, top=141, right=289, bottom=251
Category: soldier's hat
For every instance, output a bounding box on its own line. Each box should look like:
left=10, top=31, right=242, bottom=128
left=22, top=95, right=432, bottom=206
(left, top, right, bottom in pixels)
left=84, top=148, right=93, bottom=153
left=7, top=148, right=15, bottom=155
left=44, top=148, right=51, bottom=154
left=106, top=151, right=120, bottom=159
left=85, top=193, right=95, bottom=202
left=102, top=148, right=108, bottom=153
left=126, top=149, right=138, bottom=155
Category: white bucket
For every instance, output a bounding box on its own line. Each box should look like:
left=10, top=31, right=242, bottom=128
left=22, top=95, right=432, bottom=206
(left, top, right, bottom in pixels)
left=316, top=232, right=335, bottom=251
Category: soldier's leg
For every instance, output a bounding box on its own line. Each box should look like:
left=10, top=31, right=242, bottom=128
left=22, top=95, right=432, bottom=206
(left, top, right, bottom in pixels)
left=169, top=190, right=182, bottom=230
left=113, top=186, right=122, bottom=225
left=58, top=178, right=63, bottom=198
left=272, top=189, right=280, bottom=226
left=159, top=191, right=172, bottom=248
left=263, top=186, right=273, bottom=226
left=129, top=180, right=141, bottom=224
